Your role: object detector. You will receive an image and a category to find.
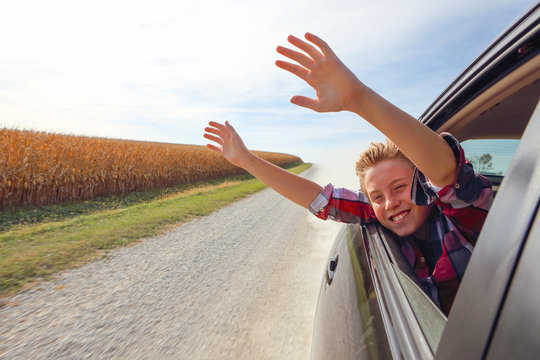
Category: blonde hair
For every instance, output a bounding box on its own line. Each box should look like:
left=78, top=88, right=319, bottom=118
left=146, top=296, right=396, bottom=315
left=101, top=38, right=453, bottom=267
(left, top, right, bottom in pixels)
left=355, top=139, right=413, bottom=195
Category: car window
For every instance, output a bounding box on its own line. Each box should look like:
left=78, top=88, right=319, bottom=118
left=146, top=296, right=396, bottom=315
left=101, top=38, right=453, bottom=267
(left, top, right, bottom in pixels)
left=386, top=139, right=525, bottom=354
left=461, top=139, right=519, bottom=176
left=461, top=139, right=519, bottom=192
left=375, top=139, right=521, bottom=355
left=366, top=136, right=526, bottom=357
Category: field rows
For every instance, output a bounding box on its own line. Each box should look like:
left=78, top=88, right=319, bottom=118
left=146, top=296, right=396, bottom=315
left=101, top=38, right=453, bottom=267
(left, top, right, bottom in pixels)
left=0, top=129, right=302, bottom=209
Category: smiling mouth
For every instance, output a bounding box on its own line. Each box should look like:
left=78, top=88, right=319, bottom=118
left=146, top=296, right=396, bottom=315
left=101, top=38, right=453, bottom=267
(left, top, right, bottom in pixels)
left=390, top=210, right=410, bottom=223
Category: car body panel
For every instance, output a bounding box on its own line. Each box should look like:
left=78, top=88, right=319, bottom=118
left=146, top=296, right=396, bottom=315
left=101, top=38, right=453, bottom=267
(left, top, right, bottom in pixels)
left=311, top=225, right=393, bottom=359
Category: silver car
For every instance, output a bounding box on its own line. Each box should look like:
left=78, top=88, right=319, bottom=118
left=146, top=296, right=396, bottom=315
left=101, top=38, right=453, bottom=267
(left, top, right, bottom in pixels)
left=311, top=4, right=540, bottom=359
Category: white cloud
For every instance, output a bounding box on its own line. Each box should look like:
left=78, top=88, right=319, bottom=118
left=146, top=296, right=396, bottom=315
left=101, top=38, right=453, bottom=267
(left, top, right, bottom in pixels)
left=0, top=0, right=535, bottom=162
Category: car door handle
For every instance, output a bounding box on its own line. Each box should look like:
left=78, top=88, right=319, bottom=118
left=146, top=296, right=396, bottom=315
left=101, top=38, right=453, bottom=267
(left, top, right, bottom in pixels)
left=325, top=256, right=339, bottom=287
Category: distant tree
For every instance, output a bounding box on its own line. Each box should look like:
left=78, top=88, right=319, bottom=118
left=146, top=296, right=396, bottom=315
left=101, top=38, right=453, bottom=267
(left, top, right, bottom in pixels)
left=467, top=153, right=493, bottom=173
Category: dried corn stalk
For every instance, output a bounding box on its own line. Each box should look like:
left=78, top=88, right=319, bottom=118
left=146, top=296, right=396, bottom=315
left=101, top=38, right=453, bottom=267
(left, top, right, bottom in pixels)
left=0, top=129, right=302, bottom=209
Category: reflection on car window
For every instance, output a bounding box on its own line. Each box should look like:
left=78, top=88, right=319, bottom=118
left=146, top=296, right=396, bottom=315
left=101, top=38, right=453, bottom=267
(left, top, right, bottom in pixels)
left=393, top=265, right=446, bottom=353
left=461, top=139, right=519, bottom=176
left=375, top=225, right=448, bottom=354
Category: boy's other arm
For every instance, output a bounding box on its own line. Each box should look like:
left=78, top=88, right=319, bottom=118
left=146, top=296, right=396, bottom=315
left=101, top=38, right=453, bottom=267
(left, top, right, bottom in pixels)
left=276, top=33, right=456, bottom=187
left=204, top=121, right=323, bottom=208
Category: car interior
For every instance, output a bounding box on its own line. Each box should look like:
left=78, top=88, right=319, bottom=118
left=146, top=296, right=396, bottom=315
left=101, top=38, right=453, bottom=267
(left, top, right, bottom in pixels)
left=436, top=57, right=540, bottom=192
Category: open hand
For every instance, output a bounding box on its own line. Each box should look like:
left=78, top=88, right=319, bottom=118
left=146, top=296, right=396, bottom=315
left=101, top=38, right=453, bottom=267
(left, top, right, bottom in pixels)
left=276, top=33, right=365, bottom=113
left=204, top=121, right=249, bottom=168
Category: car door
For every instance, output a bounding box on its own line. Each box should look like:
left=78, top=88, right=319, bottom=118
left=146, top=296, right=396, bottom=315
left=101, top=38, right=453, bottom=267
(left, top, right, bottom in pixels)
left=310, top=223, right=394, bottom=359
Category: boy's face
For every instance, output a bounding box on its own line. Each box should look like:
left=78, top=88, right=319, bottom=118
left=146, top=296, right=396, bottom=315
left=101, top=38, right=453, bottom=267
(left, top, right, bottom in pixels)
left=364, top=159, right=432, bottom=237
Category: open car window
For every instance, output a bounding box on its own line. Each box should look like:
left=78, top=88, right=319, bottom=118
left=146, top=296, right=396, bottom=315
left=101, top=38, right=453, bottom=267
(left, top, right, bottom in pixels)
left=374, top=130, right=530, bottom=356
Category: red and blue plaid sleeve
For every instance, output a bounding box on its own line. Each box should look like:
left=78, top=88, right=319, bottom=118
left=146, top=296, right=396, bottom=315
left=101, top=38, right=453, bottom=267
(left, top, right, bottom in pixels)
left=308, top=183, right=377, bottom=224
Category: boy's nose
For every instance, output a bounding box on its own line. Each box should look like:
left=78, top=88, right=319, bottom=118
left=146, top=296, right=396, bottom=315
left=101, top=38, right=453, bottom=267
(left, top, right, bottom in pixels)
left=385, top=197, right=400, bottom=211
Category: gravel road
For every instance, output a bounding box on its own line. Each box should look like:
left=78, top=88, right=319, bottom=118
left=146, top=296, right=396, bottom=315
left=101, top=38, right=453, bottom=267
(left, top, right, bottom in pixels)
left=0, top=166, right=346, bottom=360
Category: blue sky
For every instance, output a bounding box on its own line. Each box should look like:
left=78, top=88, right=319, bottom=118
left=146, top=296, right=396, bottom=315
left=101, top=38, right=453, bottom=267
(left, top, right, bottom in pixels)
left=0, top=0, right=535, bottom=172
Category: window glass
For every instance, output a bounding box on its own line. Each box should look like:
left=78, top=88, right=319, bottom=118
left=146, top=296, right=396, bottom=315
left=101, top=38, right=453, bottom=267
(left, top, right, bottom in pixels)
left=377, top=226, right=447, bottom=353
left=393, top=265, right=446, bottom=353
left=461, top=139, right=519, bottom=176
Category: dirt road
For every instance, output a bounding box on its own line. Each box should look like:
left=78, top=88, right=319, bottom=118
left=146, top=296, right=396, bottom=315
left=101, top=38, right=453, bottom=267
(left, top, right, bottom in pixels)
left=0, top=166, right=347, bottom=359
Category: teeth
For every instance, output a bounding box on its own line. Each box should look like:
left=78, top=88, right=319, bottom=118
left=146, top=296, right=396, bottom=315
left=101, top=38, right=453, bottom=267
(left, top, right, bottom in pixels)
left=392, top=212, right=408, bottom=222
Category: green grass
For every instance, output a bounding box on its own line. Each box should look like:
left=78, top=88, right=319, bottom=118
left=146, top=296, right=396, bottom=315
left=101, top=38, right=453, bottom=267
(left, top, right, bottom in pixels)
left=0, top=163, right=311, bottom=295
left=0, top=166, right=304, bottom=232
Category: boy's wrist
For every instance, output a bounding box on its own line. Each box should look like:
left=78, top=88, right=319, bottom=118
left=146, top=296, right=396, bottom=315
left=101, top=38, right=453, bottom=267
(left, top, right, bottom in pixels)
left=344, top=81, right=369, bottom=115
left=236, top=150, right=257, bottom=170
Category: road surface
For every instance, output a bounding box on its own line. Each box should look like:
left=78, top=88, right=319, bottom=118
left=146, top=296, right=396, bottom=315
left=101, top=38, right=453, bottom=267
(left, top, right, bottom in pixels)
left=0, top=165, right=348, bottom=359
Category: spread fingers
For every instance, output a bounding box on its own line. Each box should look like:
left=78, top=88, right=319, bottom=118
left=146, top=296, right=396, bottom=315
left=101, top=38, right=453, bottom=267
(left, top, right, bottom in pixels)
left=276, top=46, right=315, bottom=69
left=287, top=35, right=323, bottom=61
left=203, top=133, right=224, bottom=145
left=275, top=60, right=310, bottom=81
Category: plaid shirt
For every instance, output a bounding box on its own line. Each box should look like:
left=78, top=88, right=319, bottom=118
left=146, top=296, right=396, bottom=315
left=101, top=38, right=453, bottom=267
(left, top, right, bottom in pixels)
left=309, top=133, right=493, bottom=315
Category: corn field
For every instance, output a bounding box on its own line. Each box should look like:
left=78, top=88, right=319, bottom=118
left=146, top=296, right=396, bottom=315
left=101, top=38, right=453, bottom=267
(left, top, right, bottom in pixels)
left=0, top=129, right=302, bottom=209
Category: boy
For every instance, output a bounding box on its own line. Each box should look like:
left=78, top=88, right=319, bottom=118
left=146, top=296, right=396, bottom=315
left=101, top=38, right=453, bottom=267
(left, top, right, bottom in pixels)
left=203, top=33, right=492, bottom=314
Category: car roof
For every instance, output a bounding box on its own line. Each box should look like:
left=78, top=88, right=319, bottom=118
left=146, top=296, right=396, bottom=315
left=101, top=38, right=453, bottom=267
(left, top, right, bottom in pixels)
left=419, top=3, right=540, bottom=142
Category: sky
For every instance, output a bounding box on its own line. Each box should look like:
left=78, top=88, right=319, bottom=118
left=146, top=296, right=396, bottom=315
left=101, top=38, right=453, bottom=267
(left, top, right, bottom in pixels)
left=0, top=0, right=536, bottom=184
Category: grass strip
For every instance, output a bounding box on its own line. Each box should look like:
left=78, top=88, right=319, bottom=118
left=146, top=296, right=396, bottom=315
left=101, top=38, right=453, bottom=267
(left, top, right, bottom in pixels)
left=0, top=163, right=311, bottom=295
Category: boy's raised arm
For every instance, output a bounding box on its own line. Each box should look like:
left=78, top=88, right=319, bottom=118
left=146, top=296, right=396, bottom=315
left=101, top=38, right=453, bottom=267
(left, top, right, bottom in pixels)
left=204, top=121, right=323, bottom=208
left=276, top=33, right=456, bottom=187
